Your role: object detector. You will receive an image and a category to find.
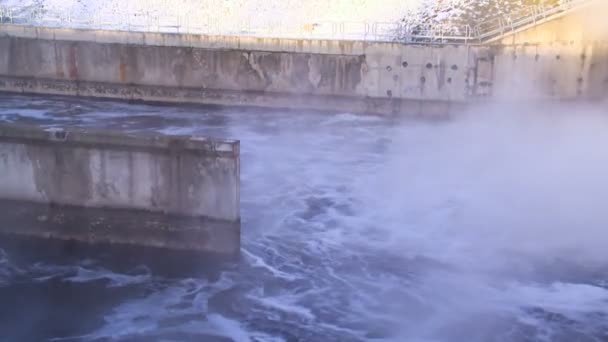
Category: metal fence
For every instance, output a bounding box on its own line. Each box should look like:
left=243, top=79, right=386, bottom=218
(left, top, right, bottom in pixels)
left=475, top=0, right=593, bottom=42
left=0, top=6, right=476, bottom=43
left=398, top=0, right=593, bottom=44
left=0, top=0, right=594, bottom=44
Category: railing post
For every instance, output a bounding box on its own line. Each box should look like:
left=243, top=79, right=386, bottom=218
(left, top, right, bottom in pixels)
left=371, top=22, right=376, bottom=41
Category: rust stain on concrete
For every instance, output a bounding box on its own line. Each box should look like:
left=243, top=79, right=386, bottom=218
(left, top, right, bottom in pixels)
left=119, top=63, right=127, bottom=82
left=68, top=44, right=79, bottom=80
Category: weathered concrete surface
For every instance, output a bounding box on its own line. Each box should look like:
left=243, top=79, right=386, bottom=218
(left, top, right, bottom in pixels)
left=0, top=24, right=471, bottom=115
left=0, top=1, right=607, bottom=115
left=485, top=42, right=608, bottom=101
left=0, top=123, right=240, bottom=254
left=481, top=1, right=608, bottom=101
left=0, top=76, right=460, bottom=117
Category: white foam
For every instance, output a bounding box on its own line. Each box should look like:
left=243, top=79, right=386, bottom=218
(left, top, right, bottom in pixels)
left=65, top=266, right=152, bottom=287
left=206, top=314, right=253, bottom=342
left=0, top=109, right=55, bottom=120
left=239, top=103, right=608, bottom=340
left=321, top=112, right=382, bottom=126
left=247, top=291, right=316, bottom=321
left=241, top=247, right=300, bottom=281
left=82, top=274, right=254, bottom=341
left=0, top=248, right=19, bottom=286
left=512, top=282, right=608, bottom=317
left=158, top=126, right=197, bottom=136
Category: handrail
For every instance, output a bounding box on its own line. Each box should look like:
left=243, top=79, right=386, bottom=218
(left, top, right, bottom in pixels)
left=475, top=0, right=592, bottom=41
left=0, top=0, right=595, bottom=44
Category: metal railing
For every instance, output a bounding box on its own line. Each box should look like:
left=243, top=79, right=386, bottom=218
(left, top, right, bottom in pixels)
left=0, top=0, right=594, bottom=44
left=397, top=0, right=593, bottom=44
left=475, top=0, right=592, bottom=42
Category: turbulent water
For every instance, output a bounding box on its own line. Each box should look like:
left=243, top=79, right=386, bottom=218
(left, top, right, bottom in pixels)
left=0, top=93, right=608, bottom=341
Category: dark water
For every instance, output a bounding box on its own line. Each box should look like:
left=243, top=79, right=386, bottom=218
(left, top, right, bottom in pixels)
left=0, top=93, right=608, bottom=342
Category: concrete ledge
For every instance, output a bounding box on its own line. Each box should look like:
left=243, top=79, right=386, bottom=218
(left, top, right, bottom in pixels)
left=0, top=76, right=460, bottom=116
left=0, top=123, right=238, bottom=157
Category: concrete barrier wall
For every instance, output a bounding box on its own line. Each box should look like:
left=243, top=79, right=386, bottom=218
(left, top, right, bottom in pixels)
left=1, top=2, right=607, bottom=114
left=0, top=124, right=240, bottom=253
left=0, top=24, right=471, bottom=115
left=486, top=42, right=608, bottom=100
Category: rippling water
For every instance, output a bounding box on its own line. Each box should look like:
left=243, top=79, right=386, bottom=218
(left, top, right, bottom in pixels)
left=0, top=94, right=608, bottom=341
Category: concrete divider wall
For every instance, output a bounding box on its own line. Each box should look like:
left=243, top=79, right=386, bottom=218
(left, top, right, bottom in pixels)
left=0, top=124, right=240, bottom=253
left=0, top=24, right=471, bottom=115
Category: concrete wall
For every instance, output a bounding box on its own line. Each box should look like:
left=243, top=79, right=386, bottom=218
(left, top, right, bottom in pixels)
left=486, top=42, right=608, bottom=100
left=1, top=2, right=607, bottom=114
left=0, top=124, right=240, bottom=253
left=483, top=1, right=608, bottom=101
left=449, top=24, right=608, bottom=102
left=0, top=24, right=471, bottom=115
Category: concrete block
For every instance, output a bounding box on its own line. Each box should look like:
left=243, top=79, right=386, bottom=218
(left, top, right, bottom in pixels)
left=0, top=123, right=240, bottom=254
